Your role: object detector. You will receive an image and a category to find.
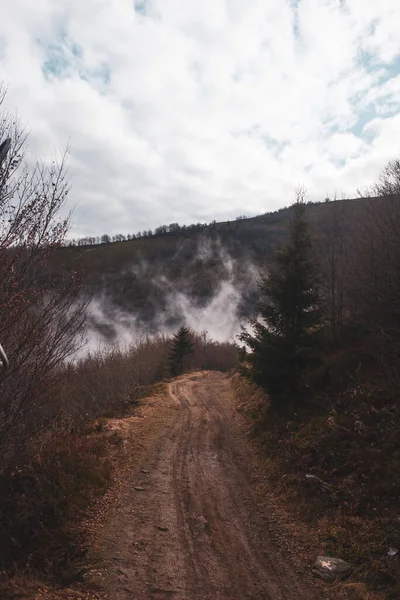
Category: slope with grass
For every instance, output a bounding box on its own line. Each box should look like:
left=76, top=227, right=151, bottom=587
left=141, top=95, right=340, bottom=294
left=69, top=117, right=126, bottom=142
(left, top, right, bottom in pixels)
left=46, top=198, right=364, bottom=338
left=233, top=354, right=400, bottom=599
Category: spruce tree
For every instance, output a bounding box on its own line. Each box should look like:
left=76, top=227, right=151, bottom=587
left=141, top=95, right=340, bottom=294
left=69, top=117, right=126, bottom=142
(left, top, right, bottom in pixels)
left=169, top=326, right=194, bottom=376
left=239, top=197, right=321, bottom=410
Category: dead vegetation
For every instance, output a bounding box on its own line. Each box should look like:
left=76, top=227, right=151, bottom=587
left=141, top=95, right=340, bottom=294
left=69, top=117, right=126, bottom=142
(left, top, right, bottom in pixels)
left=0, top=88, right=238, bottom=596
left=233, top=364, right=400, bottom=598
left=0, top=333, right=236, bottom=598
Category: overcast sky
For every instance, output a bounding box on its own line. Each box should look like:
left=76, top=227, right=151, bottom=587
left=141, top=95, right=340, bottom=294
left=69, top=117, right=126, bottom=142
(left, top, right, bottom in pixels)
left=1, top=0, right=400, bottom=237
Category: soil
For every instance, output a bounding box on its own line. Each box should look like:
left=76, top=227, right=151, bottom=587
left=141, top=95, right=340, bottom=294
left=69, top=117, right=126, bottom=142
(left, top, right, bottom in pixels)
left=91, top=372, right=324, bottom=600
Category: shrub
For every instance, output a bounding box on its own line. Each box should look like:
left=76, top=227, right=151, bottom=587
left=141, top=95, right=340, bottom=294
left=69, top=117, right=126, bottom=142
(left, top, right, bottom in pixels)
left=0, top=430, right=112, bottom=572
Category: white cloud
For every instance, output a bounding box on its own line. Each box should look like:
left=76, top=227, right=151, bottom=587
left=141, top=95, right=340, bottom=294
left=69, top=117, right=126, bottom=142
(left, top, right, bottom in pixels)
left=1, top=0, right=400, bottom=236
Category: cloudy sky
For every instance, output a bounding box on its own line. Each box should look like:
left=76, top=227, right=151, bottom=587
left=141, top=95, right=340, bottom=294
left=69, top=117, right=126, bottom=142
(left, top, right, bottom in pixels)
left=0, top=0, right=400, bottom=237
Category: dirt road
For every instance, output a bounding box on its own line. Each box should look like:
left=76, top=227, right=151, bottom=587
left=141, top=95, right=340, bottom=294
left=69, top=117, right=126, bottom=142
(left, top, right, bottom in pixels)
left=98, top=372, right=319, bottom=600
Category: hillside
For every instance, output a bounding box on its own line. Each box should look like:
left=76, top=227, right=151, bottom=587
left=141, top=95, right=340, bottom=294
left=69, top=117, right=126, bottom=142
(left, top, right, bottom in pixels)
left=2, top=187, right=400, bottom=599
left=48, top=197, right=364, bottom=341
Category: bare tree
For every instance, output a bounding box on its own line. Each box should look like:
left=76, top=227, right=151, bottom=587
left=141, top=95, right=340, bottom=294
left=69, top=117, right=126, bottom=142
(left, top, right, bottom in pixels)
left=345, top=161, right=400, bottom=347
left=373, top=159, right=400, bottom=197
left=317, top=199, right=349, bottom=341
left=348, top=198, right=400, bottom=337
left=0, top=85, right=87, bottom=458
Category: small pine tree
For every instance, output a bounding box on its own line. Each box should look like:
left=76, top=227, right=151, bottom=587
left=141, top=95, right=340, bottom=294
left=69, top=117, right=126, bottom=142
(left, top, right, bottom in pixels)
left=169, top=326, right=194, bottom=376
left=239, top=195, right=321, bottom=411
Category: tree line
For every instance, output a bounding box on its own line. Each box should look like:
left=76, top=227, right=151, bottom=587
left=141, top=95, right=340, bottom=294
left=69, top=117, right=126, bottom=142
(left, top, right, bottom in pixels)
left=65, top=221, right=216, bottom=247
left=65, top=200, right=328, bottom=248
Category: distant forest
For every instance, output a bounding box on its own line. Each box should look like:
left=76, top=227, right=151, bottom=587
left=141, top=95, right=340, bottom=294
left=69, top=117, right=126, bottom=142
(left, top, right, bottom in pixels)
left=64, top=198, right=331, bottom=248
left=48, top=196, right=366, bottom=340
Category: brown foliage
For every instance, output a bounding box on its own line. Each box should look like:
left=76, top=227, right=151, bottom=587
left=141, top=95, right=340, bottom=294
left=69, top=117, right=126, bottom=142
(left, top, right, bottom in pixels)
left=54, top=331, right=237, bottom=429
left=0, top=329, right=236, bottom=574
left=190, top=330, right=238, bottom=373
left=56, top=336, right=173, bottom=427
left=0, top=429, right=112, bottom=573
left=233, top=343, right=400, bottom=593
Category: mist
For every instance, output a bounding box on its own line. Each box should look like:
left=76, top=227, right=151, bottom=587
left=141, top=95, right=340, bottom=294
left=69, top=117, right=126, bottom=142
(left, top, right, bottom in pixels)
left=80, top=237, right=260, bottom=354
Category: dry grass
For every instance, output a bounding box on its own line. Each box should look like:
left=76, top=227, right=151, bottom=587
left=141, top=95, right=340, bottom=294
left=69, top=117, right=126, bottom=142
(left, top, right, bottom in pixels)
left=232, top=372, right=268, bottom=420
left=0, top=429, right=113, bottom=574
left=232, top=372, right=400, bottom=598
left=332, top=582, right=385, bottom=600
left=0, top=332, right=236, bottom=596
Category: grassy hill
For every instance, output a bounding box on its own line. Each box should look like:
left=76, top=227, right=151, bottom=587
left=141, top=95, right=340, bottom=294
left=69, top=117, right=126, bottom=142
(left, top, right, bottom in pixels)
left=47, top=197, right=364, bottom=340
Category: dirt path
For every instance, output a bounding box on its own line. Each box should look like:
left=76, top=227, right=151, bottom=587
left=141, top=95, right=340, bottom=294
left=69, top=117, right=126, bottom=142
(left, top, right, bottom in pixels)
left=97, top=372, right=321, bottom=600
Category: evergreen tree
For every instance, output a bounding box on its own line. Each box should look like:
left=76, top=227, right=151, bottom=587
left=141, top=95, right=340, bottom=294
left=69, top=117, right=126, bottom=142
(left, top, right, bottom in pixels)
left=169, top=326, right=194, bottom=376
left=239, top=197, right=321, bottom=410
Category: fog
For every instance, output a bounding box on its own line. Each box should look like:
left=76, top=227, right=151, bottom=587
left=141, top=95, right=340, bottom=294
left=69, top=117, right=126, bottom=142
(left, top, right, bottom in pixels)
left=79, top=238, right=260, bottom=355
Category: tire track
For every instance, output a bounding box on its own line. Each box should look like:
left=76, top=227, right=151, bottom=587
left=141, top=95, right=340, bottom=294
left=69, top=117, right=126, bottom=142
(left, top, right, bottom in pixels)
left=100, top=372, right=320, bottom=600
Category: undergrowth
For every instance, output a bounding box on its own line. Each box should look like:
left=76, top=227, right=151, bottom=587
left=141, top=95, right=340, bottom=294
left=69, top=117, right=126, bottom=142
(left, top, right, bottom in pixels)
left=232, top=347, right=400, bottom=597
left=0, top=428, right=114, bottom=577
